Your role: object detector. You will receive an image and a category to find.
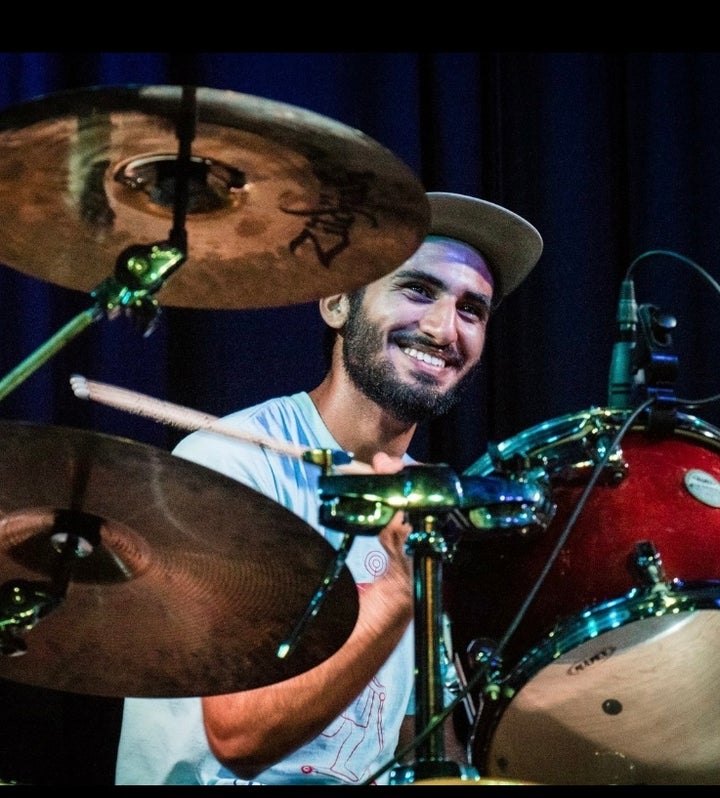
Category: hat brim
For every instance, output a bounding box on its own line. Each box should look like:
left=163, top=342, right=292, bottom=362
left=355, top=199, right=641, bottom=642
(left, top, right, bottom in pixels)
left=428, top=192, right=543, bottom=303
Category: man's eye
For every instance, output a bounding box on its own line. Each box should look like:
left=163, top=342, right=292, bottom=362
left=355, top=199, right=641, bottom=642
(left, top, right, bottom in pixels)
left=460, top=303, right=490, bottom=321
left=404, top=283, right=432, bottom=298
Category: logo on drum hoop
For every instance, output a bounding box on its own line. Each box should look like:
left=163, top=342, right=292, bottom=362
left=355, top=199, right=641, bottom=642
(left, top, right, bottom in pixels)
left=567, top=646, right=616, bottom=675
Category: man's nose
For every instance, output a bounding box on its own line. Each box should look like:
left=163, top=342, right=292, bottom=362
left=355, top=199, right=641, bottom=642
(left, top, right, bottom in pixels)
left=418, top=298, right=458, bottom=343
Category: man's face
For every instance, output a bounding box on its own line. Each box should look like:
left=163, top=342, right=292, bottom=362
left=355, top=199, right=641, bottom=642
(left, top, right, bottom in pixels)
left=341, top=237, right=494, bottom=423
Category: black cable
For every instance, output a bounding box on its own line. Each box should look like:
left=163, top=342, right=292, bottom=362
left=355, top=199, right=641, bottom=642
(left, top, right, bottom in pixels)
left=627, top=249, right=720, bottom=409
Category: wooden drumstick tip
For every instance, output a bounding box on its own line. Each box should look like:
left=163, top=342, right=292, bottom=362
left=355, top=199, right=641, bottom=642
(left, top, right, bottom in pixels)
left=69, top=374, right=90, bottom=399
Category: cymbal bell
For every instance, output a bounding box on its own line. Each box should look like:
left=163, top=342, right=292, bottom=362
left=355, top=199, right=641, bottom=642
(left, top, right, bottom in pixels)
left=0, top=420, right=358, bottom=698
left=0, top=85, right=430, bottom=309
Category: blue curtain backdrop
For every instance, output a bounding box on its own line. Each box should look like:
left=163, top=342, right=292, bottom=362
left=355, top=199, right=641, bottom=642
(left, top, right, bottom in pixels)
left=2, top=52, right=720, bottom=784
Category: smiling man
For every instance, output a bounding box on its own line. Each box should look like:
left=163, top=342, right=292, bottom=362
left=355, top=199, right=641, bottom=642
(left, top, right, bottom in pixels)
left=115, top=191, right=543, bottom=786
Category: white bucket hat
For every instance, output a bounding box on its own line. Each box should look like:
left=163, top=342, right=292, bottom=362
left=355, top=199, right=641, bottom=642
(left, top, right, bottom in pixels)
left=428, top=191, right=543, bottom=304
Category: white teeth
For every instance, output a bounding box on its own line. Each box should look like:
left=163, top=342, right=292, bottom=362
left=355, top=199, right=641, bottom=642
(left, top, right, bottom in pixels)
left=403, top=347, right=444, bottom=368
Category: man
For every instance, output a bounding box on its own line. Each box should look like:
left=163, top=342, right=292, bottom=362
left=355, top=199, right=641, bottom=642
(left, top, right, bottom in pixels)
left=114, top=191, right=543, bottom=785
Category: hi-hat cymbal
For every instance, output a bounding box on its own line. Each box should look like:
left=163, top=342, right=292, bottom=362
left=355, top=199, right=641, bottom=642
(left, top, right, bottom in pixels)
left=0, top=420, right=358, bottom=698
left=0, top=85, right=430, bottom=309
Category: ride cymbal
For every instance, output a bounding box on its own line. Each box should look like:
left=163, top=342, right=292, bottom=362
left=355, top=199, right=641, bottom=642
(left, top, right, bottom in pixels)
left=0, top=420, right=358, bottom=698
left=0, top=85, right=430, bottom=309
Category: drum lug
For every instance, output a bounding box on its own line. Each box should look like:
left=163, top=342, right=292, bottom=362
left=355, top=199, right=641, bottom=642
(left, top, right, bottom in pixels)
left=467, top=636, right=502, bottom=671
left=594, top=431, right=629, bottom=485
left=602, top=456, right=628, bottom=486
left=633, top=540, right=667, bottom=586
left=466, top=637, right=507, bottom=702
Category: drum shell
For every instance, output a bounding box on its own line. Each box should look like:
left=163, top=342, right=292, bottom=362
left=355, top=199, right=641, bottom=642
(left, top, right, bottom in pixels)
left=444, top=407, right=720, bottom=784
left=447, top=407, right=720, bottom=667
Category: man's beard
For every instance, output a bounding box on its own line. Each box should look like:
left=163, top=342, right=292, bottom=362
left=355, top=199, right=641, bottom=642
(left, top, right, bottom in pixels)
left=341, top=294, right=476, bottom=423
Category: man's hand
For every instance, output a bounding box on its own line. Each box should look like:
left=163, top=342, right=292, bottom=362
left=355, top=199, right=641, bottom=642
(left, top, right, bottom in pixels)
left=368, top=451, right=414, bottom=595
left=371, top=451, right=406, bottom=474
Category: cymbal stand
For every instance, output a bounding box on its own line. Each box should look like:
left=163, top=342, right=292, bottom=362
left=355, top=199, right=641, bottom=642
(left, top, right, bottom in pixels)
left=388, top=510, right=480, bottom=784
left=0, top=86, right=198, bottom=404
left=316, top=464, right=481, bottom=784
left=0, top=245, right=186, bottom=403
left=277, top=448, right=359, bottom=660
left=0, top=509, right=100, bottom=656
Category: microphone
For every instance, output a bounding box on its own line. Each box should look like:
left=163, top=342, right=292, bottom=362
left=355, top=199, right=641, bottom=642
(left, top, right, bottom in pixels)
left=607, top=278, right=639, bottom=408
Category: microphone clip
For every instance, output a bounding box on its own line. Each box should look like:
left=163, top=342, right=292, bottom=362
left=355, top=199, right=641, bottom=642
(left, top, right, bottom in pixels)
left=634, top=303, right=680, bottom=432
left=634, top=304, right=678, bottom=393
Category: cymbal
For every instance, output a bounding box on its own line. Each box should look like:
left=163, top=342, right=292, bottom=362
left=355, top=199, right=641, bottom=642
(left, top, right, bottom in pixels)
left=0, top=85, right=430, bottom=309
left=0, top=420, right=358, bottom=698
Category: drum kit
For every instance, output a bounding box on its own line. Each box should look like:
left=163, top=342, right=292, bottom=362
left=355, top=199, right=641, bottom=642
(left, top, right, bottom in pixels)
left=0, top=84, right=719, bottom=786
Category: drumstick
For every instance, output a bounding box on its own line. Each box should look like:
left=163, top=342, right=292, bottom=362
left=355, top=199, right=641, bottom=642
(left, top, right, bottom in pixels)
left=69, top=374, right=374, bottom=475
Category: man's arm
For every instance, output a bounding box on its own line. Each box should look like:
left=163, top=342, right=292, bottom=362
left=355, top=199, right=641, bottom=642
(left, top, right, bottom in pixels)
left=202, top=452, right=414, bottom=780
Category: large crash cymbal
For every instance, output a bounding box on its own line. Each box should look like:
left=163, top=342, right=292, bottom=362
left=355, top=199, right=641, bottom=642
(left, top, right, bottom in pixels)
left=0, top=420, right=358, bottom=698
left=0, top=85, right=430, bottom=309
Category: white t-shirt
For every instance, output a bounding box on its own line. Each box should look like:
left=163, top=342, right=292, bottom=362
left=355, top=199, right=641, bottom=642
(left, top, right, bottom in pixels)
left=115, top=392, right=416, bottom=785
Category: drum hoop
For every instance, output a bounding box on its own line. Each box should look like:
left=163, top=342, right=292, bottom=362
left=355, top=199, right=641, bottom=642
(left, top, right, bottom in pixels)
left=466, top=406, right=720, bottom=477
left=497, top=579, right=720, bottom=688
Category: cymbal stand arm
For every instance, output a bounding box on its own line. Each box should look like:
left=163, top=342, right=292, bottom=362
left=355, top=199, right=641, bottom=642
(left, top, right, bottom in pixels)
left=167, top=85, right=197, bottom=254
left=0, top=509, right=101, bottom=655
left=0, top=578, right=61, bottom=656
left=0, top=243, right=186, bottom=403
left=277, top=531, right=353, bottom=660
left=0, top=86, right=195, bottom=402
left=0, top=305, right=102, bottom=402
left=278, top=449, right=355, bottom=660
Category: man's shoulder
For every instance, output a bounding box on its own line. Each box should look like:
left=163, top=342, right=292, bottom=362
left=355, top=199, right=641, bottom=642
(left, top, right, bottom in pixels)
left=221, top=391, right=311, bottom=427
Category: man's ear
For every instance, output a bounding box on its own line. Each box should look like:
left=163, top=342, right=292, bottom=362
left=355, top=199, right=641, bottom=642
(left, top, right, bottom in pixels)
left=319, top=294, right=349, bottom=328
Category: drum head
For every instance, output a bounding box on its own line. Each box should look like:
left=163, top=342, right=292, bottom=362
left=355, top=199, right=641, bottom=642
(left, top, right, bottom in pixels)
left=478, top=584, right=720, bottom=784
